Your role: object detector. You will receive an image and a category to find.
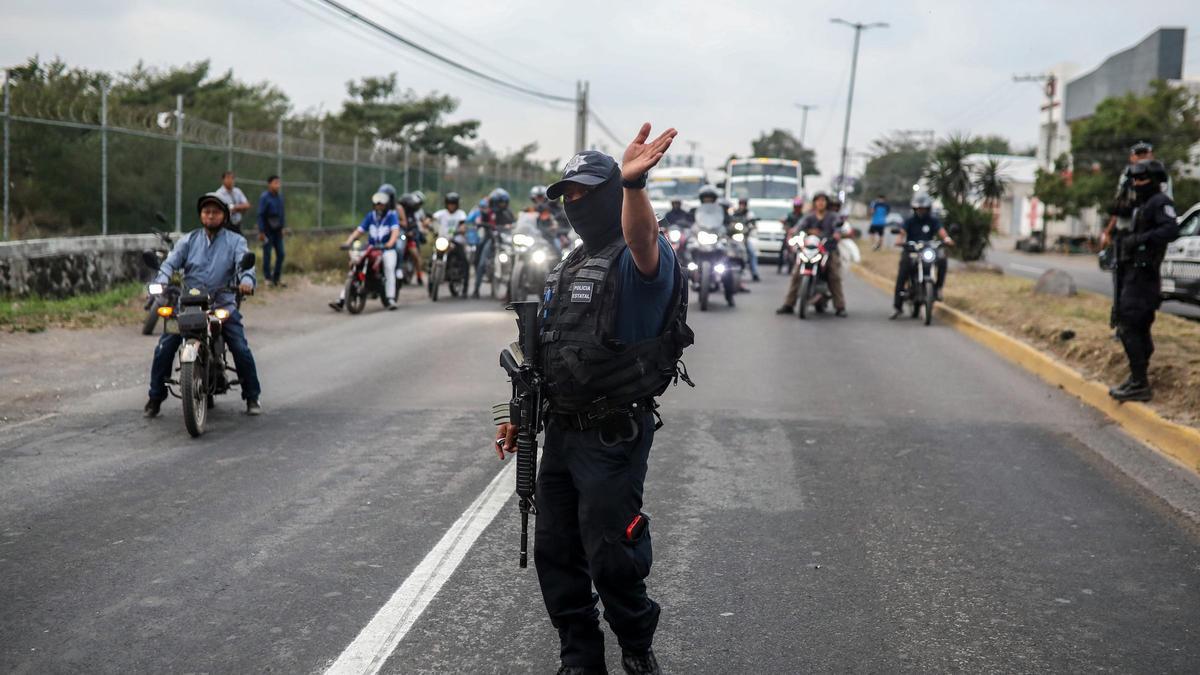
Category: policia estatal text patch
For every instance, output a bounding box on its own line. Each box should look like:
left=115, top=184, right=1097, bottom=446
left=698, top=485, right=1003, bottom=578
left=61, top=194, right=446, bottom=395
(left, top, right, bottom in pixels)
left=570, top=282, right=594, bottom=303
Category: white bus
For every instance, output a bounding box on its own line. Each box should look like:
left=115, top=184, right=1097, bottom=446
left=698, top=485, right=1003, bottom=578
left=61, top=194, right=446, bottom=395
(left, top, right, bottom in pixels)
left=647, top=167, right=707, bottom=215
left=725, top=158, right=804, bottom=261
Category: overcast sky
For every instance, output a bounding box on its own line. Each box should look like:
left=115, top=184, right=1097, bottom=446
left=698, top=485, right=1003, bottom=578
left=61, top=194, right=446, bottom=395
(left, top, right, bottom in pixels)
left=3, top=0, right=1198, bottom=191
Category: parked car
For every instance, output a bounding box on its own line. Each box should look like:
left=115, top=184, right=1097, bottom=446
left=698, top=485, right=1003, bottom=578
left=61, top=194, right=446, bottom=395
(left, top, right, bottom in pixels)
left=1160, top=202, right=1200, bottom=305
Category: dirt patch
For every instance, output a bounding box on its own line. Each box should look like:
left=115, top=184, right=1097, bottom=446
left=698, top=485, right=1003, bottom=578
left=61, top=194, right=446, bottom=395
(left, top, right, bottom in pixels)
left=857, top=247, right=1200, bottom=429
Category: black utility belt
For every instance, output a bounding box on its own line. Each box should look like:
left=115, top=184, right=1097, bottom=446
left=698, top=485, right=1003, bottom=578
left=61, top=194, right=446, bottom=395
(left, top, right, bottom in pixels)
left=548, top=398, right=659, bottom=432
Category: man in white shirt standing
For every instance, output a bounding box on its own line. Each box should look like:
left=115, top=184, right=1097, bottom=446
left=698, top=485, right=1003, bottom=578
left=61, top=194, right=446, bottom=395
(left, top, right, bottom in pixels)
left=215, top=171, right=251, bottom=234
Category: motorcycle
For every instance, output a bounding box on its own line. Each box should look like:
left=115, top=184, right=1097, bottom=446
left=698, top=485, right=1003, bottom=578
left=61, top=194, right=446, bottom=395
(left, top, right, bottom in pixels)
left=339, top=240, right=392, bottom=314
left=509, top=221, right=557, bottom=303
left=902, top=239, right=943, bottom=326
left=789, top=234, right=832, bottom=319
left=142, top=250, right=256, bottom=437
left=141, top=217, right=177, bottom=335
left=489, top=228, right=515, bottom=301
left=685, top=203, right=741, bottom=311
left=428, top=225, right=471, bottom=301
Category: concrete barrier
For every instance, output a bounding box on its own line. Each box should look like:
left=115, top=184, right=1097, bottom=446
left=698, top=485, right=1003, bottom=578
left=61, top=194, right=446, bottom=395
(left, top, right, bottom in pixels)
left=0, top=234, right=160, bottom=298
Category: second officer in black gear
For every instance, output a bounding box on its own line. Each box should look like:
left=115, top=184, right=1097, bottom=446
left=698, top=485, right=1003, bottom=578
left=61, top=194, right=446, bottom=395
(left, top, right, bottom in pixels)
left=891, top=193, right=954, bottom=319
left=1108, top=159, right=1179, bottom=402
left=495, top=124, right=693, bottom=675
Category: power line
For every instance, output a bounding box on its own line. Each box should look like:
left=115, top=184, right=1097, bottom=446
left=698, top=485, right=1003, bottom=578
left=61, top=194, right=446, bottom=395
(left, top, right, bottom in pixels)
left=588, top=111, right=624, bottom=148
left=311, top=0, right=575, bottom=104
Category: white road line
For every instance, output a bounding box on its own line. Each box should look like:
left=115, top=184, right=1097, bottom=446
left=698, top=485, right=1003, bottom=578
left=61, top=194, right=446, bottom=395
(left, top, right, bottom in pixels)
left=0, top=413, right=59, bottom=432
left=1008, top=262, right=1045, bottom=275
left=325, top=461, right=516, bottom=675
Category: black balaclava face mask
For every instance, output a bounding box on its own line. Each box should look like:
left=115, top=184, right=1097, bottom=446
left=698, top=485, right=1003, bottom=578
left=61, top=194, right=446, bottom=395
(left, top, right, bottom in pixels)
left=564, top=165, right=624, bottom=251
left=1133, top=180, right=1159, bottom=203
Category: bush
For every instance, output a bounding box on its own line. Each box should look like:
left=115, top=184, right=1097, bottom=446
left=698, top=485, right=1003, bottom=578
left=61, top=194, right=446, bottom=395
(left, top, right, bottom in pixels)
left=944, top=202, right=992, bottom=262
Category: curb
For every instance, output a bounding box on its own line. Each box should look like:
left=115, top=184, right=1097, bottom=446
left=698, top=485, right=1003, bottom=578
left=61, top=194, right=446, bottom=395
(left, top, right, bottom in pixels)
left=853, top=263, right=1200, bottom=475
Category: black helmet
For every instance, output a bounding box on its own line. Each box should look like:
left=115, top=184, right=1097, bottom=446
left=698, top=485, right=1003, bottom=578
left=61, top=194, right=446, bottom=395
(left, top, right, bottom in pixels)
left=488, top=188, right=511, bottom=207
left=444, top=191, right=461, bottom=205
left=377, top=183, right=397, bottom=198
left=1130, top=159, right=1168, bottom=182
left=698, top=184, right=719, bottom=202
left=399, top=192, right=421, bottom=209
left=196, top=192, right=230, bottom=223
left=1130, top=141, right=1153, bottom=155
left=412, top=190, right=426, bottom=206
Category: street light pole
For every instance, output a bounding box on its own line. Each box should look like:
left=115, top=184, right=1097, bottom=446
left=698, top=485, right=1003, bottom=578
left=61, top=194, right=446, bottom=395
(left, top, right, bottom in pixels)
left=794, top=103, right=817, bottom=147
left=831, top=18, right=888, bottom=201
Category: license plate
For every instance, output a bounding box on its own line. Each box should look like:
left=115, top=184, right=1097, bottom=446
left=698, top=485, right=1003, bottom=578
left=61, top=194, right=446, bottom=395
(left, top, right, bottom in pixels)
left=1161, top=279, right=1175, bottom=293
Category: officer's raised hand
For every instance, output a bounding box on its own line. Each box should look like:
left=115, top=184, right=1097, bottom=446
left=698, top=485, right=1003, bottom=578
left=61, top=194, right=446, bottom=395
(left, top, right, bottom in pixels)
left=621, top=122, right=677, bottom=181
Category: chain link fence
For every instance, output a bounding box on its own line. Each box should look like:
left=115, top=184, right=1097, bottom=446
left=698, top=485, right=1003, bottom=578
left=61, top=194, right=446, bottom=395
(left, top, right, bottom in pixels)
left=1, top=74, right=548, bottom=241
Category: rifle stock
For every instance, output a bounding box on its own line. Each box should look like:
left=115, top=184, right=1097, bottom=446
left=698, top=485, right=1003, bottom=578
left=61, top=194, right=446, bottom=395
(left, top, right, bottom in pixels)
left=504, top=301, right=542, bottom=568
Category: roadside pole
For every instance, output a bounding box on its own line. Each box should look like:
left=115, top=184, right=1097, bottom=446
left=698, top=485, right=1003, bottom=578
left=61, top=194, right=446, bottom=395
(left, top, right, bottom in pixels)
left=317, top=128, right=325, bottom=229
left=101, top=85, right=108, bottom=236
left=275, top=119, right=283, bottom=183
left=226, top=111, right=234, bottom=172
left=2, top=71, right=9, bottom=241
left=351, top=136, right=358, bottom=217
left=174, top=95, right=183, bottom=234
left=418, top=150, right=425, bottom=191
left=403, top=145, right=410, bottom=193
left=574, top=80, right=588, bottom=154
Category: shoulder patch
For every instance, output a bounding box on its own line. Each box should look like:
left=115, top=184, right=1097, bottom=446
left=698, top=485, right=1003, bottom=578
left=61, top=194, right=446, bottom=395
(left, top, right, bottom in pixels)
left=1163, top=204, right=1176, bottom=219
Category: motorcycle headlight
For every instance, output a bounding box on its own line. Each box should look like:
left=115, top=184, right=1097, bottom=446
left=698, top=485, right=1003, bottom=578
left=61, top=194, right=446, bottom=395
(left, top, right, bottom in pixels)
left=512, top=234, right=534, bottom=248
left=921, top=248, right=937, bottom=262
left=147, top=283, right=164, bottom=295
left=498, top=252, right=510, bottom=264
left=734, top=222, right=744, bottom=232
left=669, top=229, right=681, bottom=243
left=715, top=263, right=726, bottom=275
left=697, top=231, right=719, bottom=246
left=687, top=262, right=699, bottom=271
left=732, top=233, right=744, bottom=242
left=214, top=308, right=230, bottom=320
left=532, top=249, right=547, bottom=264
left=435, top=237, right=450, bottom=252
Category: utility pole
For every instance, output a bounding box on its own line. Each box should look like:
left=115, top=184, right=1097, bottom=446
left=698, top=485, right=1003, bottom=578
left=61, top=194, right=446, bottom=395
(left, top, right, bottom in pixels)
left=100, top=85, right=108, bottom=236
left=794, top=103, right=817, bottom=147
left=2, top=71, right=9, bottom=241
left=1013, top=73, right=1058, bottom=170
left=574, top=80, right=589, bottom=154
left=831, top=18, right=888, bottom=201
left=175, top=95, right=184, bottom=234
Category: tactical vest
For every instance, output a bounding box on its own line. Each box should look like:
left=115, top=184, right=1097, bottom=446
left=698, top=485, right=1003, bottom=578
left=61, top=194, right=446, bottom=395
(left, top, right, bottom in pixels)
left=539, top=240, right=694, bottom=414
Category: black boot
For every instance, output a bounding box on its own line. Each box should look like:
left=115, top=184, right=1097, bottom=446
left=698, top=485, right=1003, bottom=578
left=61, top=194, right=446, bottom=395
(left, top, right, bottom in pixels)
left=144, top=398, right=163, bottom=418
left=1108, top=377, right=1134, bottom=397
left=556, top=666, right=608, bottom=675
left=775, top=305, right=794, bottom=315
left=329, top=299, right=344, bottom=312
left=1111, top=380, right=1152, bottom=402
left=621, top=649, right=661, bottom=675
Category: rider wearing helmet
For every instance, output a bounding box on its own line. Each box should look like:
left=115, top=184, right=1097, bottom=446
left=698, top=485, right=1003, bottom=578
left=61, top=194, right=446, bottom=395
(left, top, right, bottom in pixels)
left=690, top=184, right=729, bottom=225
left=144, top=193, right=261, bottom=418
left=730, top=197, right=760, bottom=282
left=398, top=192, right=427, bottom=285
left=330, top=191, right=402, bottom=312
left=663, top=198, right=692, bottom=227
left=891, top=193, right=954, bottom=320
left=777, top=192, right=846, bottom=316
left=779, top=196, right=807, bottom=274
left=432, top=192, right=470, bottom=287
left=472, top=188, right=515, bottom=298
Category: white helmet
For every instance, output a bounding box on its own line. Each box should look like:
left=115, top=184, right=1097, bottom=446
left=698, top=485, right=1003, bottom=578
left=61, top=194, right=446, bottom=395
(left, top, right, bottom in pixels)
left=911, top=193, right=934, bottom=210
left=371, top=192, right=390, bottom=206
left=530, top=185, right=548, bottom=200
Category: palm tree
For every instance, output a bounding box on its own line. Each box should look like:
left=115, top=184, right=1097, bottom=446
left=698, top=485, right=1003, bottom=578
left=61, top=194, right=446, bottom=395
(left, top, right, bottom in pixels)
left=974, top=157, right=1009, bottom=228
left=923, top=134, right=974, bottom=207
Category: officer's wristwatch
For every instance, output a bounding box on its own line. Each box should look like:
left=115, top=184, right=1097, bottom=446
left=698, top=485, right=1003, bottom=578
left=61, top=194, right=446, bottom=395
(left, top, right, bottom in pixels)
left=622, top=173, right=648, bottom=190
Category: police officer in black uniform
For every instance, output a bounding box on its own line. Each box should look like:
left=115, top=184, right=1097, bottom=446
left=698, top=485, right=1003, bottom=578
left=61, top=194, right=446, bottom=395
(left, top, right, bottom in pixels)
left=495, top=124, right=693, bottom=675
left=1108, top=159, right=1178, bottom=402
left=890, top=193, right=954, bottom=319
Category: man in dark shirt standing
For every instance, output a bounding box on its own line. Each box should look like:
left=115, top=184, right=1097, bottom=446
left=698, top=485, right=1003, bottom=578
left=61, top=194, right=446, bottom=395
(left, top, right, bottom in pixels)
left=257, top=175, right=286, bottom=287
left=495, top=125, right=692, bottom=675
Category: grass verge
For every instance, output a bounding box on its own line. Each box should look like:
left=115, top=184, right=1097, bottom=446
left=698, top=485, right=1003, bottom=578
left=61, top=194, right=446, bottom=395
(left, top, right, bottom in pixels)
left=1, top=281, right=146, bottom=333
left=857, top=246, right=1200, bottom=429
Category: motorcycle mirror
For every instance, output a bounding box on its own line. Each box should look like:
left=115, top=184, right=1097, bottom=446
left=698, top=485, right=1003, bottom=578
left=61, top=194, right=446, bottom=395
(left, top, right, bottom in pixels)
left=142, top=250, right=161, bottom=270
left=154, top=212, right=168, bottom=225
left=241, top=252, right=257, bottom=269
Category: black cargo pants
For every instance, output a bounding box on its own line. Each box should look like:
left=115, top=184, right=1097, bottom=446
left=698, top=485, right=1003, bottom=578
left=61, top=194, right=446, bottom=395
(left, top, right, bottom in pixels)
left=534, top=411, right=659, bottom=669
left=1117, top=271, right=1159, bottom=383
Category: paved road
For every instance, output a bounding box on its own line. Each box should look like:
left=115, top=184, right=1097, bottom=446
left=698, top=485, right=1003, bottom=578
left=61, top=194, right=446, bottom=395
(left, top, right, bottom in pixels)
left=983, top=243, right=1200, bottom=320
left=3, top=270, right=1200, bottom=674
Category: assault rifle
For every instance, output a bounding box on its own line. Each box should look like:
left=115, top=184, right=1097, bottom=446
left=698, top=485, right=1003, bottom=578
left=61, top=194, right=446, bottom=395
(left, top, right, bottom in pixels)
left=499, top=301, right=542, bottom=568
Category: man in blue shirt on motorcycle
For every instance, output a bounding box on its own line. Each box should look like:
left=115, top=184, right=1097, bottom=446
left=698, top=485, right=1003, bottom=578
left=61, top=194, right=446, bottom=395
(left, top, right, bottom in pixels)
left=329, top=192, right=401, bottom=311
left=145, top=194, right=261, bottom=418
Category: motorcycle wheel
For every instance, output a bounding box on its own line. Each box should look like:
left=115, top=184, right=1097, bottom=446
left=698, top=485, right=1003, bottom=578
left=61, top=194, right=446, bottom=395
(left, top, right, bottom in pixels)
left=489, top=260, right=500, bottom=300
left=909, top=283, right=921, bottom=319
left=509, top=262, right=527, bottom=303
left=798, top=277, right=811, bottom=319
left=923, top=280, right=935, bottom=326
left=724, top=271, right=736, bottom=307
left=430, top=261, right=444, bottom=302
left=699, top=262, right=711, bottom=312
left=345, top=277, right=367, bottom=315
left=449, top=260, right=463, bottom=298
left=141, top=303, right=160, bottom=335
left=180, top=354, right=207, bottom=438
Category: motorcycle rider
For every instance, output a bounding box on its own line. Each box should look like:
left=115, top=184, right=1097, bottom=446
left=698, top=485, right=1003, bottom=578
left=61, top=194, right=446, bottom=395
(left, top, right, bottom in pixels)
left=690, top=184, right=727, bottom=224
left=777, top=192, right=846, bottom=316
left=329, top=191, right=401, bottom=312
left=432, top=191, right=470, bottom=286
left=663, top=198, right=692, bottom=227
left=472, top=188, right=515, bottom=298
left=144, top=193, right=261, bottom=418
left=400, top=192, right=427, bottom=285
left=779, top=196, right=805, bottom=274
left=528, top=185, right=562, bottom=247
left=730, top=197, right=761, bottom=282
left=1108, top=159, right=1179, bottom=402
left=890, top=193, right=954, bottom=320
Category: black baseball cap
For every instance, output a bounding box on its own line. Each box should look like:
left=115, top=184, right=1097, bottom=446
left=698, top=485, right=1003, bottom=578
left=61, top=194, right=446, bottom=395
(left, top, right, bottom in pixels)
left=1130, top=141, right=1153, bottom=154
left=546, top=150, right=619, bottom=200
